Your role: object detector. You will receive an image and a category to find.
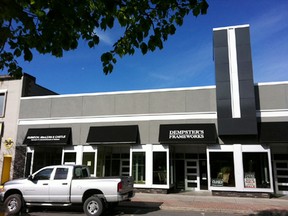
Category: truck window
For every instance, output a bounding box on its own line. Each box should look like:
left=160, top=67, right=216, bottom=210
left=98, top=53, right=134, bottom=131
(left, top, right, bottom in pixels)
left=34, top=168, right=53, bottom=180
left=74, top=167, right=89, bottom=178
left=54, top=168, right=69, bottom=180
left=82, top=168, right=89, bottom=177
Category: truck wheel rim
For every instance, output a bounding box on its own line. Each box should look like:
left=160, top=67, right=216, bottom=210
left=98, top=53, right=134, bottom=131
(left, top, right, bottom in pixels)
left=8, top=198, right=17, bottom=211
left=87, top=201, right=99, bottom=214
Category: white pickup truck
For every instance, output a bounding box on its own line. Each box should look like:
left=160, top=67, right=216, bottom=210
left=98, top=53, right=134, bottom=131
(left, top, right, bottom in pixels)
left=0, top=164, right=134, bottom=216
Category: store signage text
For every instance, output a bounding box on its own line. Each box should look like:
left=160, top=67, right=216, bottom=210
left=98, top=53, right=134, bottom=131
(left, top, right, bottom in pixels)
left=27, top=135, right=66, bottom=141
left=169, top=130, right=204, bottom=140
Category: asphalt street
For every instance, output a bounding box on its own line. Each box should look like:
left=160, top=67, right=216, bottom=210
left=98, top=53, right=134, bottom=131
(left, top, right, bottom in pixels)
left=0, top=205, right=243, bottom=216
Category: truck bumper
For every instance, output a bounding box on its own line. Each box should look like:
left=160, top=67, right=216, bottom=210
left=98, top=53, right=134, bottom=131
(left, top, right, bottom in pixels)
left=118, top=190, right=135, bottom=201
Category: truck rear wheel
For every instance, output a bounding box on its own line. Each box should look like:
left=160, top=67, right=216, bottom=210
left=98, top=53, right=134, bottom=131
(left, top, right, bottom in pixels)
left=83, top=195, right=103, bottom=216
left=4, top=194, right=22, bottom=215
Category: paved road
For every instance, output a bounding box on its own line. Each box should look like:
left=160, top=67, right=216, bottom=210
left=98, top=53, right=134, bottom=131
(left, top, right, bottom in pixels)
left=0, top=206, right=242, bottom=216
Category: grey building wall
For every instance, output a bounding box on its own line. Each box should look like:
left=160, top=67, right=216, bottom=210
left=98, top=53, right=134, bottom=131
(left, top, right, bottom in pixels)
left=17, top=80, right=288, bottom=147
left=18, top=86, right=217, bottom=145
left=255, top=82, right=288, bottom=122
left=255, top=83, right=288, bottom=110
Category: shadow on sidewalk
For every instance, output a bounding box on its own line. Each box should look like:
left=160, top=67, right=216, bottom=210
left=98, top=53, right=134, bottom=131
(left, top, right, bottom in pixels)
left=248, top=209, right=288, bottom=216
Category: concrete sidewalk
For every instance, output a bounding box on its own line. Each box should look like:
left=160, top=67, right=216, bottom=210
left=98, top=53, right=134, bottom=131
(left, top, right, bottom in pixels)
left=120, top=192, right=288, bottom=215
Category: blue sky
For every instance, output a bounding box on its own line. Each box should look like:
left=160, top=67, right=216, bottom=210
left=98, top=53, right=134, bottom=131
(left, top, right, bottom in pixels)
left=10, top=0, right=288, bottom=94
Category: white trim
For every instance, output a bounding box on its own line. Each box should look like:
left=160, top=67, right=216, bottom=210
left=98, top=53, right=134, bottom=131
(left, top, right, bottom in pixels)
left=257, top=109, right=288, bottom=118
left=0, top=89, right=7, bottom=118
left=18, top=112, right=217, bottom=126
left=227, top=28, right=241, bottom=118
left=256, top=81, right=288, bottom=86
left=213, top=24, right=249, bottom=31
left=207, top=144, right=274, bottom=193
left=20, top=86, right=216, bottom=100
left=17, top=109, right=288, bottom=126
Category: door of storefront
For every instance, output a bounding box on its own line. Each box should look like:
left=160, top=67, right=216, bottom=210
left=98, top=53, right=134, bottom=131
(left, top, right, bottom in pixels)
left=174, top=153, right=208, bottom=191
left=273, top=158, right=288, bottom=194
left=175, top=160, right=185, bottom=190
left=121, top=159, right=130, bottom=176
left=1, top=155, right=12, bottom=184
left=185, top=160, right=199, bottom=190
left=32, top=147, right=62, bottom=172
left=97, top=146, right=130, bottom=177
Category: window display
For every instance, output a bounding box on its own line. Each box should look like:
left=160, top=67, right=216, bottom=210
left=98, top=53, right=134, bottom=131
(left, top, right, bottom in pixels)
left=243, top=153, right=270, bottom=188
left=210, top=152, right=235, bottom=187
left=153, top=152, right=167, bottom=185
left=132, top=152, right=145, bottom=184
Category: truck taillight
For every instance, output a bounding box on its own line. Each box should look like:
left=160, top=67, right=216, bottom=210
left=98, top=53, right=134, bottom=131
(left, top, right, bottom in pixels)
left=117, top=182, right=123, bottom=192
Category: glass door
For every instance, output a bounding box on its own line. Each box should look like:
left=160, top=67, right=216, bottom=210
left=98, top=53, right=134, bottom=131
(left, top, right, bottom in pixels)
left=185, top=160, right=199, bottom=190
left=274, top=159, right=288, bottom=194
left=120, top=159, right=130, bottom=176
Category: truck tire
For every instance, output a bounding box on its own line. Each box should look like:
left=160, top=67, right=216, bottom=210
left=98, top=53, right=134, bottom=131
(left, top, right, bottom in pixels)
left=83, top=195, right=103, bottom=216
left=4, top=194, right=22, bottom=215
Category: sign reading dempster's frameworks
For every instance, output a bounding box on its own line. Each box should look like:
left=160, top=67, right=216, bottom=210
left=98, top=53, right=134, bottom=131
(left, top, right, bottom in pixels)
left=169, top=130, right=204, bottom=139
left=159, top=124, right=217, bottom=144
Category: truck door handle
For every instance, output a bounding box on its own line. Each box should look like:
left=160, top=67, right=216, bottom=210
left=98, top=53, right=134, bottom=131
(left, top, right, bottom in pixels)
left=62, top=183, right=68, bottom=185
left=43, top=183, right=48, bottom=185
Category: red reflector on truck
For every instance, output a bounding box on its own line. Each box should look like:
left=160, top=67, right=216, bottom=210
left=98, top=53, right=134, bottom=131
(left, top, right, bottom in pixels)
left=118, top=182, right=123, bottom=192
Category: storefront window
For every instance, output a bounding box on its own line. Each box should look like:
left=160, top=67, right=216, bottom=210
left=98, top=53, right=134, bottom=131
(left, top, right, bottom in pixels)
left=82, top=152, right=95, bottom=175
left=153, top=152, right=167, bottom=185
left=210, top=152, right=235, bottom=187
left=0, top=92, right=6, bottom=117
left=132, top=152, right=145, bottom=184
left=243, top=153, right=270, bottom=188
left=64, top=152, right=76, bottom=164
left=33, top=147, right=62, bottom=172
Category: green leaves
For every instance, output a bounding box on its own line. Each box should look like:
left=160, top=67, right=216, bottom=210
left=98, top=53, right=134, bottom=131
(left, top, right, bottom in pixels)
left=101, top=52, right=116, bottom=74
left=24, top=48, right=32, bottom=61
left=0, top=0, right=209, bottom=77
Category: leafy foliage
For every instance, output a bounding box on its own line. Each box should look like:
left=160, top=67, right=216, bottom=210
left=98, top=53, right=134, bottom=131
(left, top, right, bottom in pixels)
left=0, top=0, right=208, bottom=78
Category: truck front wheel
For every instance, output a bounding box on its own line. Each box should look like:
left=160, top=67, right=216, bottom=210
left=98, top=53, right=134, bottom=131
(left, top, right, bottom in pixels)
left=4, top=194, right=22, bottom=215
left=83, top=195, right=103, bottom=216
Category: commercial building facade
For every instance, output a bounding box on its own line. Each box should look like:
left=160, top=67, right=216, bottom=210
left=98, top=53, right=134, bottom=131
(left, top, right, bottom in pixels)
left=0, top=74, right=57, bottom=184
left=15, top=25, right=288, bottom=196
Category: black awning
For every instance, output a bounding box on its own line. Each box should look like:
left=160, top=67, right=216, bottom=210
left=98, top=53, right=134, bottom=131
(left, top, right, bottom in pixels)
left=23, top=128, right=72, bottom=145
left=159, top=124, right=218, bottom=144
left=86, top=125, right=139, bottom=144
left=259, top=122, right=288, bottom=143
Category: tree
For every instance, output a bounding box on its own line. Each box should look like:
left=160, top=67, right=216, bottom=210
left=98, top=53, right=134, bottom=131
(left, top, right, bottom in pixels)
left=0, top=0, right=208, bottom=78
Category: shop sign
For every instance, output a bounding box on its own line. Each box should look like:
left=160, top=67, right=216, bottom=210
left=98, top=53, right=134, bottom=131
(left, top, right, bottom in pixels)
left=23, top=128, right=72, bottom=145
left=159, top=124, right=217, bottom=144
left=26, top=135, right=66, bottom=142
left=211, top=178, right=223, bottom=187
left=169, top=130, right=204, bottom=140
left=244, top=172, right=256, bottom=188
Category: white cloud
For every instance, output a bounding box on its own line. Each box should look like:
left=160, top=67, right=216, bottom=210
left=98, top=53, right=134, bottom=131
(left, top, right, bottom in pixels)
left=95, top=30, right=114, bottom=46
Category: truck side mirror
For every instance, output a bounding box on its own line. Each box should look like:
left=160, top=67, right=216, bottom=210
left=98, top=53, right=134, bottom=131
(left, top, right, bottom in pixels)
left=28, top=175, right=34, bottom=181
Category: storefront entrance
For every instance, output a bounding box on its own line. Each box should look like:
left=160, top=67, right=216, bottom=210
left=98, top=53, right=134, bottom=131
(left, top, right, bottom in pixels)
left=97, top=146, right=130, bottom=177
left=273, top=154, right=288, bottom=195
left=175, top=155, right=208, bottom=191
left=185, top=160, right=199, bottom=190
